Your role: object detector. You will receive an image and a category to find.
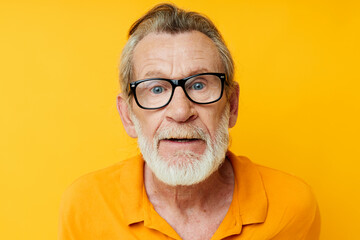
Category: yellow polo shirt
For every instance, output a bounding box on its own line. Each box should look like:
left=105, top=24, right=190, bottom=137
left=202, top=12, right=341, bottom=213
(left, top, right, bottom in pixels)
left=59, top=151, right=320, bottom=239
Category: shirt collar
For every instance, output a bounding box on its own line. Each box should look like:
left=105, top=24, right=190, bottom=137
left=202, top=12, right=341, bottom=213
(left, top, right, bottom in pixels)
left=211, top=151, right=268, bottom=239
left=227, top=151, right=268, bottom=225
left=120, top=151, right=268, bottom=230
left=117, top=155, right=145, bottom=225
left=119, top=155, right=181, bottom=239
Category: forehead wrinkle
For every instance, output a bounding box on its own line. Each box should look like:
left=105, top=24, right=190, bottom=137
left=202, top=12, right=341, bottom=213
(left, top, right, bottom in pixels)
left=142, top=67, right=217, bottom=81
left=133, top=59, right=171, bottom=80
left=165, top=53, right=222, bottom=79
left=133, top=31, right=224, bottom=81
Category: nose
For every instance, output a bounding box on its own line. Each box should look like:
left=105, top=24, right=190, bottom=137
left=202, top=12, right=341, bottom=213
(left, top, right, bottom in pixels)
left=165, top=87, right=197, bottom=123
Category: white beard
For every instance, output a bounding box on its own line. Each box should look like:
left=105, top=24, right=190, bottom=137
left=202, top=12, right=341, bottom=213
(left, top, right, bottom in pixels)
left=130, top=104, right=230, bottom=186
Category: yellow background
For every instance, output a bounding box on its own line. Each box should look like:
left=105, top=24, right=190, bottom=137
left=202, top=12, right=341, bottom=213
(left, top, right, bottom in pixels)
left=1, top=0, right=359, bottom=239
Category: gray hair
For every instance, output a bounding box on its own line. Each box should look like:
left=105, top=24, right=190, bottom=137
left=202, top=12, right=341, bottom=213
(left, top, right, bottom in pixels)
left=119, top=3, right=235, bottom=103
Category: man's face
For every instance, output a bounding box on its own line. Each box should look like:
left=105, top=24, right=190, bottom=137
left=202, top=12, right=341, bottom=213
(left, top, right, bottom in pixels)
left=119, top=31, right=238, bottom=185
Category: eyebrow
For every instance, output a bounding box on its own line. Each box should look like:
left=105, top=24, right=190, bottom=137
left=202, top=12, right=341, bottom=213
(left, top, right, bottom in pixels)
left=142, top=68, right=212, bottom=80
left=143, top=71, right=165, bottom=79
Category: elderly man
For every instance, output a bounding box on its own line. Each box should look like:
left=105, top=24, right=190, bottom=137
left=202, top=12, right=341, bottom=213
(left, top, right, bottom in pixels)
left=59, top=4, right=320, bottom=240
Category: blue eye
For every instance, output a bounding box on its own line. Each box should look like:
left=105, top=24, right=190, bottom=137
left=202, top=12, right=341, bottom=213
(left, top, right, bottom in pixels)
left=192, top=82, right=204, bottom=90
left=151, top=86, right=164, bottom=94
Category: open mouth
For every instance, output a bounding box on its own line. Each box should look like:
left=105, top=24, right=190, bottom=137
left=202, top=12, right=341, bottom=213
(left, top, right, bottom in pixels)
left=165, top=138, right=201, bottom=143
left=157, top=137, right=206, bottom=154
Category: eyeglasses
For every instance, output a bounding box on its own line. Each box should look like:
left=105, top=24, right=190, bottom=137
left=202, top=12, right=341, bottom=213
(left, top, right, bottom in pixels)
left=129, top=73, right=226, bottom=110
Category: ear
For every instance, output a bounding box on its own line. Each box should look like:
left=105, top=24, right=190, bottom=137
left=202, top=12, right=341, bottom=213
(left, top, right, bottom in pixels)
left=116, top=94, right=138, bottom=138
left=228, top=83, right=240, bottom=128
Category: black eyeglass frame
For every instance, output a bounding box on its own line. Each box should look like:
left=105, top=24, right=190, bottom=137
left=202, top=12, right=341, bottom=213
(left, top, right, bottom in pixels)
left=129, top=72, right=226, bottom=110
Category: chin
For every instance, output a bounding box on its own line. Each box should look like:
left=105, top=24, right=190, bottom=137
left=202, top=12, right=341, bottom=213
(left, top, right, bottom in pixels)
left=132, top=104, right=231, bottom=186
left=142, top=142, right=227, bottom=186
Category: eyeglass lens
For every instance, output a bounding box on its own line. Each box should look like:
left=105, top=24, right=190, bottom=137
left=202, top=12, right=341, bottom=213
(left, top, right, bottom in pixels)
left=135, top=74, right=222, bottom=109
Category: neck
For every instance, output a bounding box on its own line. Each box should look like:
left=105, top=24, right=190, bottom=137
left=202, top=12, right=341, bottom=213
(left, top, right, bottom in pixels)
left=144, top=157, right=234, bottom=212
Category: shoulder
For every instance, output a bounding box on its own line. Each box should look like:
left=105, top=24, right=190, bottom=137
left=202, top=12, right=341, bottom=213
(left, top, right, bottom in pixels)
left=229, top=152, right=320, bottom=238
left=255, top=163, right=317, bottom=210
left=230, top=153, right=315, bottom=201
left=63, top=157, right=134, bottom=194
left=229, top=152, right=318, bottom=216
left=60, top=155, right=143, bottom=213
left=254, top=163, right=320, bottom=239
left=59, top=155, right=144, bottom=239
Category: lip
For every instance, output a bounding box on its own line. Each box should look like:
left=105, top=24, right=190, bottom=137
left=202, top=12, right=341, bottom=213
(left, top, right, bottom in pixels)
left=162, top=138, right=201, bottom=142
left=158, top=139, right=206, bottom=155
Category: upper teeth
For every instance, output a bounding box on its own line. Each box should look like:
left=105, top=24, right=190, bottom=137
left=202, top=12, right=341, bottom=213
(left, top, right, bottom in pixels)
left=175, top=139, right=190, bottom=142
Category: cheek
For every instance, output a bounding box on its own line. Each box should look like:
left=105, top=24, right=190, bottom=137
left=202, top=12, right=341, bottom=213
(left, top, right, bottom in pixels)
left=198, top=101, right=229, bottom=138
left=199, top=112, right=222, bottom=138
left=142, top=122, right=157, bottom=139
left=208, top=119, right=221, bottom=139
left=133, top=109, right=163, bottom=140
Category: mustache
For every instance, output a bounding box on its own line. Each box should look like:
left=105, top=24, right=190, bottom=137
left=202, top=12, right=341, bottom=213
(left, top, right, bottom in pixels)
left=155, top=125, right=208, bottom=141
